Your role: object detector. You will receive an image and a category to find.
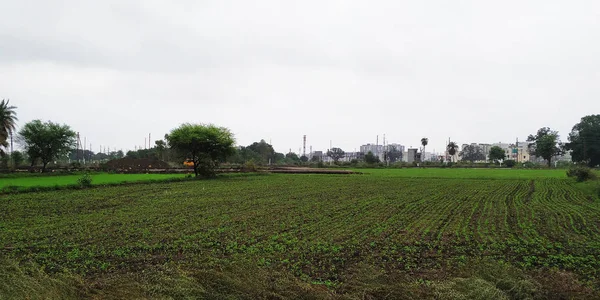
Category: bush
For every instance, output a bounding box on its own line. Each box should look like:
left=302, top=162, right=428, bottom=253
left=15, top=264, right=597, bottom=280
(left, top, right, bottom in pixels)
left=242, top=160, right=258, bottom=172
left=77, top=173, right=93, bottom=187
left=566, top=166, right=596, bottom=182
left=504, top=160, right=516, bottom=168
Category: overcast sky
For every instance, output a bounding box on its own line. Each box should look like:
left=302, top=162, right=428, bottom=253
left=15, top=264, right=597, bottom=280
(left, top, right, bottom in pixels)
left=1, top=1, right=599, bottom=154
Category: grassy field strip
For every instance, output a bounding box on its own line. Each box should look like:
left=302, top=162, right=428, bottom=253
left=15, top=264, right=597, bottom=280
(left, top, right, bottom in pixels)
left=0, top=173, right=188, bottom=188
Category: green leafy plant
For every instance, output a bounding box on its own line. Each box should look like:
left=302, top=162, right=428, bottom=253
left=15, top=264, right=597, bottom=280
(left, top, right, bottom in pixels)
left=77, top=173, right=93, bottom=187
left=566, top=166, right=596, bottom=182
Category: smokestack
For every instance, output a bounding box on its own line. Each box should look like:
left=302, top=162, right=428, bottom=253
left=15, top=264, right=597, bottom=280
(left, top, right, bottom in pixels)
left=303, top=135, right=306, bottom=156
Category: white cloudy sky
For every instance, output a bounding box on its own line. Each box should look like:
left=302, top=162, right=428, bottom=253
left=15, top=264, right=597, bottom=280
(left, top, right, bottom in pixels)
left=1, top=0, right=599, bottom=154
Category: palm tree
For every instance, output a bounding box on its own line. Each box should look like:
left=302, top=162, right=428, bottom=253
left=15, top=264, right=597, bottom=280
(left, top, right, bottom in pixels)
left=421, top=138, right=428, bottom=161
left=447, top=141, right=459, bottom=162
left=0, top=99, right=18, bottom=156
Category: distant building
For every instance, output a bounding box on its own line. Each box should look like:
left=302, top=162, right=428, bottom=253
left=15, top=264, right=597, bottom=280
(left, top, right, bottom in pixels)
left=407, top=148, right=418, bottom=163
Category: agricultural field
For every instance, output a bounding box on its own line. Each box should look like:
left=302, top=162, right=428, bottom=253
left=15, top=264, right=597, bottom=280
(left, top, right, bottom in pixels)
left=0, top=173, right=187, bottom=190
left=1, top=169, right=600, bottom=299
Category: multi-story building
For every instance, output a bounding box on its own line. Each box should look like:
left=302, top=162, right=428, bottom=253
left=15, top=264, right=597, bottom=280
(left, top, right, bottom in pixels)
left=460, top=142, right=531, bottom=162
left=407, top=148, right=418, bottom=163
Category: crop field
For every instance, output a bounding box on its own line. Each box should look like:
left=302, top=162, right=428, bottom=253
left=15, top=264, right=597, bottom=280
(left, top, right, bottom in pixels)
left=1, top=169, right=600, bottom=299
left=0, top=173, right=187, bottom=189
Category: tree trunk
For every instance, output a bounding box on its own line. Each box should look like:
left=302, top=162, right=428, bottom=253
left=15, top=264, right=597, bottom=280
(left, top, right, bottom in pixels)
left=42, top=162, right=48, bottom=173
left=547, top=158, right=552, bottom=168
left=193, top=161, right=199, bottom=177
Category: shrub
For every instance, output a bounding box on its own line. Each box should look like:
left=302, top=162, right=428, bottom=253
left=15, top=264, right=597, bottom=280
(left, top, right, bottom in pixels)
left=242, top=160, right=258, bottom=172
left=566, top=166, right=596, bottom=182
left=77, top=173, right=93, bottom=187
left=504, top=160, right=516, bottom=168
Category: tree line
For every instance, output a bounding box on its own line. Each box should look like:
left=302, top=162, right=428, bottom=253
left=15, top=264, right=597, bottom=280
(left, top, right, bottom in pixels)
left=1, top=98, right=599, bottom=175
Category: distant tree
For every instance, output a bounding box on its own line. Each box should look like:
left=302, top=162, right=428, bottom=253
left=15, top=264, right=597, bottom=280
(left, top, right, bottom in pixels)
left=565, top=115, right=600, bottom=167
left=310, top=155, right=320, bottom=162
left=447, top=142, right=459, bottom=162
left=0, top=99, right=18, bottom=157
left=11, top=150, right=23, bottom=167
left=527, top=127, right=563, bottom=167
left=365, top=151, right=380, bottom=164
left=300, top=155, right=308, bottom=162
left=166, top=123, right=236, bottom=177
left=155, top=140, right=166, bottom=160
left=285, top=152, right=301, bottom=165
left=247, top=140, right=277, bottom=164
left=421, top=137, right=428, bottom=159
left=386, top=145, right=402, bottom=163
left=126, top=150, right=139, bottom=159
left=327, top=147, right=345, bottom=162
left=489, top=146, right=506, bottom=163
left=18, top=120, right=76, bottom=172
left=460, top=144, right=486, bottom=163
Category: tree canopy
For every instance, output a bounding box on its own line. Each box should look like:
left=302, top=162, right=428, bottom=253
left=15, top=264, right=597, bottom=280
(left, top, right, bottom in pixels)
left=386, top=146, right=402, bottom=163
left=489, top=146, right=506, bottom=163
left=18, top=120, right=76, bottom=172
left=327, top=147, right=345, bottom=162
left=364, top=151, right=380, bottom=164
left=0, top=99, right=18, bottom=156
left=527, top=127, right=562, bottom=167
left=460, top=144, right=486, bottom=163
left=166, top=123, right=235, bottom=177
left=447, top=142, right=458, bottom=161
left=565, top=115, right=600, bottom=167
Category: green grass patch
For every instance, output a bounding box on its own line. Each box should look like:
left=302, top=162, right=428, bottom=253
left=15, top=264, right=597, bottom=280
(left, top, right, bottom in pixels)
left=0, top=173, right=188, bottom=189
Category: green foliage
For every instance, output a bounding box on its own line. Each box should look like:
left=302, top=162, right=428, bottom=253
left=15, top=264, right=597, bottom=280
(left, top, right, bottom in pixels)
left=2, top=169, right=600, bottom=298
left=243, top=160, right=258, bottom=172
left=77, top=173, right=93, bottom=187
left=166, top=123, right=235, bottom=177
left=18, top=120, right=76, bottom=172
left=10, top=150, right=24, bottom=167
left=460, top=144, right=486, bottom=163
left=0, top=99, right=18, bottom=157
left=0, top=155, right=8, bottom=169
left=527, top=127, right=563, bottom=167
left=504, top=159, right=516, bottom=168
left=566, top=114, right=600, bottom=167
left=327, top=147, right=345, bottom=162
left=364, top=151, right=380, bottom=164
left=489, top=146, right=506, bottom=163
left=566, top=166, right=597, bottom=182
left=0, top=259, right=82, bottom=299
left=447, top=141, right=459, bottom=157
left=385, top=145, right=402, bottom=163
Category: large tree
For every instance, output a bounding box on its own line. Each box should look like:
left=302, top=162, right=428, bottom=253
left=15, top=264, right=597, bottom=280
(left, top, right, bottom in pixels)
left=327, top=147, right=345, bottom=163
left=386, top=145, right=402, bottom=163
left=527, top=127, right=563, bottom=167
left=365, top=151, right=380, bottom=164
left=447, top=142, right=459, bottom=162
left=18, top=120, right=76, bottom=172
left=565, top=115, right=600, bottom=167
left=166, top=123, right=235, bottom=177
left=460, top=144, right=486, bottom=163
left=0, top=99, right=18, bottom=157
left=246, top=140, right=277, bottom=164
left=488, top=146, right=506, bottom=164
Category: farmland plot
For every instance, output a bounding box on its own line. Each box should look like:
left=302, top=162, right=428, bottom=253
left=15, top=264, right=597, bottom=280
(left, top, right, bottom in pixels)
left=1, top=171, right=599, bottom=298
